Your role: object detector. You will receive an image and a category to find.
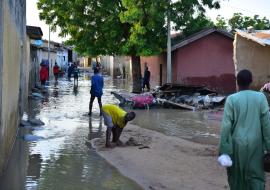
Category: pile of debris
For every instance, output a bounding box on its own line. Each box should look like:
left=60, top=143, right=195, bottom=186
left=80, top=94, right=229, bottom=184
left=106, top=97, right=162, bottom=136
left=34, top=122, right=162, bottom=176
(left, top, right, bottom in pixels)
left=154, top=84, right=226, bottom=110
left=111, top=91, right=155, bottom=109
left=112, top=83, right=226, bottom=110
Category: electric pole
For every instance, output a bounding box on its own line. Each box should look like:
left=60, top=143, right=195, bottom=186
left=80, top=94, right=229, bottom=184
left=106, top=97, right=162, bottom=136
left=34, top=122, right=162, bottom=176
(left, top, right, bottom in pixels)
left=167, top=0, right=172, bottom=83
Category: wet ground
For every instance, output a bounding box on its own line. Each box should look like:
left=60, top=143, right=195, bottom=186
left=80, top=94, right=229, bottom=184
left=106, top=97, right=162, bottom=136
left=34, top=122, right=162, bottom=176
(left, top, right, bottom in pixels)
left=0, top=74, right=141, bottom=190
left=0, top=72, right=222, bottom=190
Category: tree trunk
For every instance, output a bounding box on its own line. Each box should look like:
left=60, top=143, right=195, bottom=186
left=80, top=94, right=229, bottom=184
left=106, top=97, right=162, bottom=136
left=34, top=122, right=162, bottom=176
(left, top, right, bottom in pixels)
left=131, top=55, right=142, bottom=93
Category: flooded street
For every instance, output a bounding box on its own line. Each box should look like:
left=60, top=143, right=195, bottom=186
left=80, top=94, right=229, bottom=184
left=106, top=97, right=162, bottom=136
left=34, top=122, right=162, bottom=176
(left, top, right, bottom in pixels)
left=0, top=72, right=222, bottom=190
left=132, top=109, right=221, bottom=145
left=0, top=74, right=141, bottom=190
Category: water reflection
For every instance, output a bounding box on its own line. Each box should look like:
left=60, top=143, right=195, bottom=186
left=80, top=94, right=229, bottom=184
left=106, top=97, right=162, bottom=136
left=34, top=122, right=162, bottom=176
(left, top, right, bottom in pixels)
left=131, top=109, right=221, bottom=145
left=27, top=154, right=42, bottom=181
left=0, top=129, right=28, bottom=190
left=0, top=73, right=142, bottom=190
left=73, top=86, right=79, bottom=96
left=88, top=118, right=103, bottom=140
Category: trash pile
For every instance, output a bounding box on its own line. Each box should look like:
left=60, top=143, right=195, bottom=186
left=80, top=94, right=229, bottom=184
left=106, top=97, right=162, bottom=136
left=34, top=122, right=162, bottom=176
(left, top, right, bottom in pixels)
left=155, top=84, right=226, bottom=110
left=112, top=83, right=226, bottom=110
left=111, top=91, right=155, bottom=109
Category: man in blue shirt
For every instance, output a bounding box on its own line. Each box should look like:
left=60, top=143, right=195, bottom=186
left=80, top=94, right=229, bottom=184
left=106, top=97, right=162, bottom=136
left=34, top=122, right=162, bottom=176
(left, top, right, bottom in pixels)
left=89, top=68, right=104, bottom=116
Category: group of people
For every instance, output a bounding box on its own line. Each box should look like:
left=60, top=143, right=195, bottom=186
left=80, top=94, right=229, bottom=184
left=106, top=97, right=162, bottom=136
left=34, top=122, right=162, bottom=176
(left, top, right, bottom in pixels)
left=39, top=62, right=80, bottom=87
left=67, top=63, right=80, bottom=85
left=90, top=68, right=270, bottom=188
left=38, top=57, right=270, bottom=189
left=40, top=57, right=270, bottom=189
left=88, top=67, right=136, bottom=147
left=87, top=63, right=152, bottom=148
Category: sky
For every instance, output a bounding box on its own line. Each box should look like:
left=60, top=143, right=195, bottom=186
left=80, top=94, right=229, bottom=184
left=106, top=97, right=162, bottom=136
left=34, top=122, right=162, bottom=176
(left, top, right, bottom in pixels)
left=27, top=0, right=270, bottom=43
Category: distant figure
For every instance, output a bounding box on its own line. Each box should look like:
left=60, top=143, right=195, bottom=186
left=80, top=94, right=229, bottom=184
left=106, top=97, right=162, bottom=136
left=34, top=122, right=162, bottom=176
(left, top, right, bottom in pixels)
left=260, top=82, right=270, bottom=106
left=67, top=63, right=73, bottom=81
left=96, top=62, right=101, bottom=71
left=53, top=62, right=60, bottom=82
left=89, top=68, right=104, bottom=116
left=219, top=69, right=270, bottom=190
left=143, top=65, right=151, bottom=91
left=73, top=64, right=79, bottom=86
left=39, top=64, right=48, bottom=86
left=102, top=104, right=136, bottom=147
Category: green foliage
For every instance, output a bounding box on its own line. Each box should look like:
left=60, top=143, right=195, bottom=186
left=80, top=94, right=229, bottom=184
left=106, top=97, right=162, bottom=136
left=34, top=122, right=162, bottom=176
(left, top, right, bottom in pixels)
left=182, top=14, right=214, bottom=37
left=37, top=0, right=220, bottom=56
left=228, top=13, right=270, bottom=31
left=215, top=15, right=227, bottom=30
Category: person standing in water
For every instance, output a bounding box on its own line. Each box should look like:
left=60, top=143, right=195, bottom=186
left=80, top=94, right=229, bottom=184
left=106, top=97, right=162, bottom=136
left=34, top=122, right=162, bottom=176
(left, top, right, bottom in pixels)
left=142, top=65, right=151, bottom=91
left=73, top=64, right=79, bottom=86
left=88, top=68, right=104, bottom=116
left=53, top=62, right=60, bottom=82
left=40, top=63, right=48, bottom=87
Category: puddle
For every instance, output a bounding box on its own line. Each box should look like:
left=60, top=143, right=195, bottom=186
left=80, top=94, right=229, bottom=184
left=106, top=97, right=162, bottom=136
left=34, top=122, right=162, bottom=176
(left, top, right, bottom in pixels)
left=131, top=108, right=222, bottom=145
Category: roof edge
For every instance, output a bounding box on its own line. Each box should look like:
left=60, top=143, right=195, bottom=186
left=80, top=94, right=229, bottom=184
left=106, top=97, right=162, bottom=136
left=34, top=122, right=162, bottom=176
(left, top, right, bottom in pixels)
left=171, top=28, right=233, bottom=51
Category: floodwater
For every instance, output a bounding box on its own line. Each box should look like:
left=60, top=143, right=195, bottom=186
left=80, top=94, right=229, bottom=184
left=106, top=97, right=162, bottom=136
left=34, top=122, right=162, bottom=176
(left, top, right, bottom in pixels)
left=131, top=109, right=222, bottom=145
left=0, top=72, right=222, bottom=190
left=0, top=73, right=141, bottom=190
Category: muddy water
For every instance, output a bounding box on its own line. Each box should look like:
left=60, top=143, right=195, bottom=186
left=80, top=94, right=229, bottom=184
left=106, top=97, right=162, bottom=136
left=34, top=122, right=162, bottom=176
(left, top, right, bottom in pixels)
left=0, top=74, right=141, bottom=190
left=131, top=109, right=222, bottom=145
left=0, top=73, right=222, bottom=190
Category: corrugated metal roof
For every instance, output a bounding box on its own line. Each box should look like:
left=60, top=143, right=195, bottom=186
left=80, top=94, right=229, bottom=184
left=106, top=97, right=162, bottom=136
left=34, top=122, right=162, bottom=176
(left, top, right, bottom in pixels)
left=236, top=29, right=270, bottom=46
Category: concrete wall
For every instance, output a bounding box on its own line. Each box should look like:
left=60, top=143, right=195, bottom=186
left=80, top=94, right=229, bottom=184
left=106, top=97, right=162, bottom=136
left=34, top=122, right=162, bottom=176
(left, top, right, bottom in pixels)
left=57, top=49, right=68, bottom=70
left=113, top=56, right=132, bottom=79
left=100, top=56, right=112, bottom=75
left=234, top=34, right=270, bottom=90
left=29, top=46, right=40, bottom=88
left=173, top=33, right=235, bottom=94
left=141, top=54, right=167, bottom=87
left=80, top=57, right=91, bottom=68
left=0, top=0, right=26, bottom=176
left=100, top=56, right=132, bottom=79
left=37, top=50, right=57, bottom=79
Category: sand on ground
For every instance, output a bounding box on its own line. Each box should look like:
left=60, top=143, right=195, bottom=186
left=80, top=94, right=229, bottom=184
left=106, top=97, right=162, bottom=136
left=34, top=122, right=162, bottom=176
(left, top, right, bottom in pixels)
left=91, top=124, right=270, bottom=190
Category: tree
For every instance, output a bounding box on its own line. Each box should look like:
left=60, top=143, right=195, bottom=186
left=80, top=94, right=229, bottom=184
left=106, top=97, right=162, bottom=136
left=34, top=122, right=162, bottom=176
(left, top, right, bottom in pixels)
left=37, top=0, right=220, bottom=92
left=228, top=13, right=244, bottom=31
left=215, top=15, right=228, bottom=30
left=182, top=14, right=214, bottom=37
left=228, top=13, right=270, bottom=31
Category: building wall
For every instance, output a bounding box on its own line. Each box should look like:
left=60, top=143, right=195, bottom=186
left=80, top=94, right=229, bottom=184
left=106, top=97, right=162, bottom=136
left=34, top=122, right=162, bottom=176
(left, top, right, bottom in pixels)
left=29, top=46, right=40, bottom=89
left=80, top=57, right=91, bottom=68
left=173, top=32, right=235, bottom=94
left=56, top=49, right=69, bottom=72
left=100, top=56, right=132, bottom=79
left=234, top=34, right=270, bottom=90
left=113, top=56, right=132, bottom=79
left=38, top=50, right=57, bottom=79
left=141, top=54, right=167, bottom=87
left=21, top=36, right=30, bottom=109
left=100, top=56, right=113, bottom=75
left=0, top=0, right=26, bottom=176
